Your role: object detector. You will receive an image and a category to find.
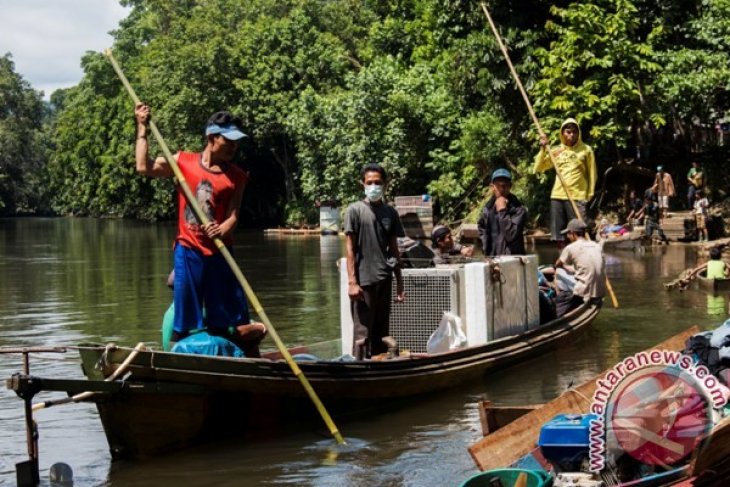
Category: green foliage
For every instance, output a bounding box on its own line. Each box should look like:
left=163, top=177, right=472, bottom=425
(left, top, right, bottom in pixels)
left=0, top=54, right=48, bottom=214
left=533, top=0, right=664, bottom=148
left=2, top=0, right=724, bottom=228
left=655, top=0, right=730, bottom=122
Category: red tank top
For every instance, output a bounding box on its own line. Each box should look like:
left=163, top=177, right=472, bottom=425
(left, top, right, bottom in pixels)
left=175, top=151, right=248, bottom=255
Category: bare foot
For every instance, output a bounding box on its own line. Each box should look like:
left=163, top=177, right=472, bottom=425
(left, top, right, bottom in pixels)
left=235, top=322, right=267, bottom=342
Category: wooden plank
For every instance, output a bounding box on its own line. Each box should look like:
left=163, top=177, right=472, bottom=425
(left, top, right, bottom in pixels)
left=478, top=399, right=542, bottom=436
left=691, top=415, right=730, bottom=479
left=468, top=326, right=700, bottom=471
left=459, top=223, right=479, bottom=241
left=394, top=196, right=432, bottom=207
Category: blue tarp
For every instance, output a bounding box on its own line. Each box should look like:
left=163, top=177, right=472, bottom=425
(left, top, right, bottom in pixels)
left=171, top=331, right=245, bottom=358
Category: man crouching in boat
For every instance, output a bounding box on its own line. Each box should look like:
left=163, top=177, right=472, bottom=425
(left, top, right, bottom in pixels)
left=345, top=164, right=405, bottom=360
left=554, top=219, right=605, bottom=315
left=134, top=104, right=266, bottom=357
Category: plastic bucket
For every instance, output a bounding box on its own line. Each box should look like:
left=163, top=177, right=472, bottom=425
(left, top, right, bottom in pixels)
left=319, top=206, right=340, bottom=235
left=460, top=469, right=551, bottom=487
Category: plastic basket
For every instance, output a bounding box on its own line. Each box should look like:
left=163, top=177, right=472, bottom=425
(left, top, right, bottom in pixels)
left=460, top=469, right=551, bottom=487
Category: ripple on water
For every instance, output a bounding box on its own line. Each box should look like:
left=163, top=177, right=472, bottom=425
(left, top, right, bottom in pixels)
left=0, top=221, right=723, bottom=486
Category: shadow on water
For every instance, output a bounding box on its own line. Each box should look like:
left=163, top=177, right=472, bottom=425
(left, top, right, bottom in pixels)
left=1, top=219, right=728, bottom=485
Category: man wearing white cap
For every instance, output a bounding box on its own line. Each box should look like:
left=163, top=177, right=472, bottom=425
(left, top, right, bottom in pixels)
left=555, top=219, right=605, bottom=314
left=134, top=104, right=265, bottom=356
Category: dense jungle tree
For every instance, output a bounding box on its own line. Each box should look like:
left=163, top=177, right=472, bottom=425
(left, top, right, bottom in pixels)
left=31, top=0, right=730, bottom=224
left=0, top=54, right=48, bottom=215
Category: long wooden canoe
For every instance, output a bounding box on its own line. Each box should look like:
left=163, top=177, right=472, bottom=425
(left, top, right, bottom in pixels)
left=599, top=234, right=644, bottom=251
left=73, top=301, right=600, bottom=459
left=468, top=325, right=699, bottom=472
left=697, top=271, right=730, bottom=294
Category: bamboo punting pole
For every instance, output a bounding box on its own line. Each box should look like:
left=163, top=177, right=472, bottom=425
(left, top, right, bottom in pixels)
left=104, top=49, right=345, bottom=445
left=480, top=3, right=619, bottom=308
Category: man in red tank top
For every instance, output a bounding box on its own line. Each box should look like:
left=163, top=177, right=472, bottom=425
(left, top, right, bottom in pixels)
left=134, top=104, right=266, bottom=356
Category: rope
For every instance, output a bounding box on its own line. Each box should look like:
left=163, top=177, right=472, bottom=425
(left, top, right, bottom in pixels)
left=566, top=386, right=593, bottom=412
left=32, top=342, right=146, bottom=411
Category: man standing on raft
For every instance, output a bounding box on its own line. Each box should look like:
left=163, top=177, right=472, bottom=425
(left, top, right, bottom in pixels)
left=534, top=118, right=597, bottom=248
left=134, top=103, right=265, bottom=356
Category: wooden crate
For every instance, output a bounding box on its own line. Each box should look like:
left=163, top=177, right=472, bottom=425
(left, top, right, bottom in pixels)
left=394, top=196, right=433, bottom=239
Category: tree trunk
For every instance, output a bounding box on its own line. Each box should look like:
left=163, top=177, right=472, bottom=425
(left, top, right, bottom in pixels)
left=269, top=145, right=297, bottom=203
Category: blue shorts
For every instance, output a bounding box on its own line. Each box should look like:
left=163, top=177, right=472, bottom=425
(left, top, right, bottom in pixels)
left=172, top=243, right=250, bottom=335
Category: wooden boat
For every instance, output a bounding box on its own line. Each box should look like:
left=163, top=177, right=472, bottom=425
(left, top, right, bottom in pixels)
left=526, top=233, right=553, bottom=246
left=696, top=271, right=730, bottom=293
left=263, top=227, right=323, bottom=236
left=599, top=234, right=644, bottom=251
left=67, top=301, right=600, bottom=459
left=468, top=326, right=699, bottom=472
left=684, top=415, right=730, bottom=485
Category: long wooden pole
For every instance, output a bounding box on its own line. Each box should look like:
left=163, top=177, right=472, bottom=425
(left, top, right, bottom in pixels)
left=104, top=49, right=345, bottom=445
left=480, top=3, right=619, bottom=308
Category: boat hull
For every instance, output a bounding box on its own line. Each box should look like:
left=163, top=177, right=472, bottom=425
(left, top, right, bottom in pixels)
left=80, top=302, right=601, bottom=459
left=697, top=272, right=730, bottom=293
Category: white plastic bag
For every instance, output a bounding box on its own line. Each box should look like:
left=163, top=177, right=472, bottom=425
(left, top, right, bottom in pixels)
left=710, top=319, right=730, bottom=348
left=426, top=311, right=468, bottom=354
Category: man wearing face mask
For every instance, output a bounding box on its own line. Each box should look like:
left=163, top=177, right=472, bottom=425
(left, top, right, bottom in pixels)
left=344, top=163, right=406, bottom=360
left=477, top=168, right=527, bottom=256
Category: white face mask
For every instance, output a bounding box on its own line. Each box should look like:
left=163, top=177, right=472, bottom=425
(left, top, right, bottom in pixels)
left=364, top=184, right=383, bottom=201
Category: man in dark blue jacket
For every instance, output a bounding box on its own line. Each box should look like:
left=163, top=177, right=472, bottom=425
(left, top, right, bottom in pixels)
left=477, top=168, right=527, bottom=256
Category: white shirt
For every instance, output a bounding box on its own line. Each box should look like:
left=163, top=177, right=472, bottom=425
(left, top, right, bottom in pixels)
left=559, top=239, right=606, bottom=299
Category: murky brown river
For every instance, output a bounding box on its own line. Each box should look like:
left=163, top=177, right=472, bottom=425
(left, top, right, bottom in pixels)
left=0, top=218, right=725, bottom=486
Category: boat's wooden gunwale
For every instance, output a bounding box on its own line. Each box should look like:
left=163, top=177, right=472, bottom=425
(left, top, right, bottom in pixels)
left=83, top=303, right=599, bottom=399
left=467, top=326, right=701, bottom=472
left=697, top=271, right=730, bottom=293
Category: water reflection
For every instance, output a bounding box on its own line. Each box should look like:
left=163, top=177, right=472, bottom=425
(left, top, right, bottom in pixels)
left=0, top=219, right=727, bottom=485
left=707, top=294, right=728, bottom=316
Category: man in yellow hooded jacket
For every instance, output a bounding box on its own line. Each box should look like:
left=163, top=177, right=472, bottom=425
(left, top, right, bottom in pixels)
left=534, top=118, right=597, bottom=246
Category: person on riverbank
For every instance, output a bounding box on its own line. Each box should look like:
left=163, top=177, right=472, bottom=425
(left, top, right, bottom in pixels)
left=643, top=196, right=670, bottom=244
left=344, top=163, right=405, bottom=360
left=134, top=103, right=266, bottom=356
left=431, top=225, right=473, bottom=265
left=687, top=161, right=704, bottom=209
left=477, top=168, right=527, bottom=256
left=554, top=219, right=605, bottom=314
left=694, top=190, right=709, bottom=242
left=652, top=165, right=675, bottom=224
left=626, top=190, right=644, bottom=226
left=706, top=247, right=730, bottom=279
left=534, top=118, right=597, bottom=248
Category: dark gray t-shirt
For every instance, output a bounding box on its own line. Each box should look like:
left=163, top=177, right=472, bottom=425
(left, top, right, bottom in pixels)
left=344, top=200, right=405, bottom=286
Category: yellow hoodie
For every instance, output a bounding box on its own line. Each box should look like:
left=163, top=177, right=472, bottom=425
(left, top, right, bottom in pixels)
left=533, top=118, right=597, bottom=201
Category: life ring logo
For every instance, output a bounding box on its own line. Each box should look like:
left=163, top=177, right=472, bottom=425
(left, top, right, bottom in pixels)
left=587, top=350, right=730, bottom=472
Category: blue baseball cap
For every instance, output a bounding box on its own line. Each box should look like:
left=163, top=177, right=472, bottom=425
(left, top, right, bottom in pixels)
left=491, top=168, right=512, bottom=182
left=205, top=123, right=247, bottom=141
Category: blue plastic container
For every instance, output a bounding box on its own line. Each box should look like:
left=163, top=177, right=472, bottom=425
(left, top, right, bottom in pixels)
left=538, top=413, right=598, bottom=471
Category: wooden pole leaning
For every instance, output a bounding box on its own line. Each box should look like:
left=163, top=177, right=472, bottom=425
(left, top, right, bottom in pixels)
left=479, top=3, right=619, bottom=309
left=103, top=49, right=346, bottom=445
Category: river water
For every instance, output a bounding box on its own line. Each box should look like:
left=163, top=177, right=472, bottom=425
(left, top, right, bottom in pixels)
left=0, top=218, right=726, bottom=486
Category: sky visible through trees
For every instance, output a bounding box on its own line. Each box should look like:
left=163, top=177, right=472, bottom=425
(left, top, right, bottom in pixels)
left=1, top=0, right=728, bottom=226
